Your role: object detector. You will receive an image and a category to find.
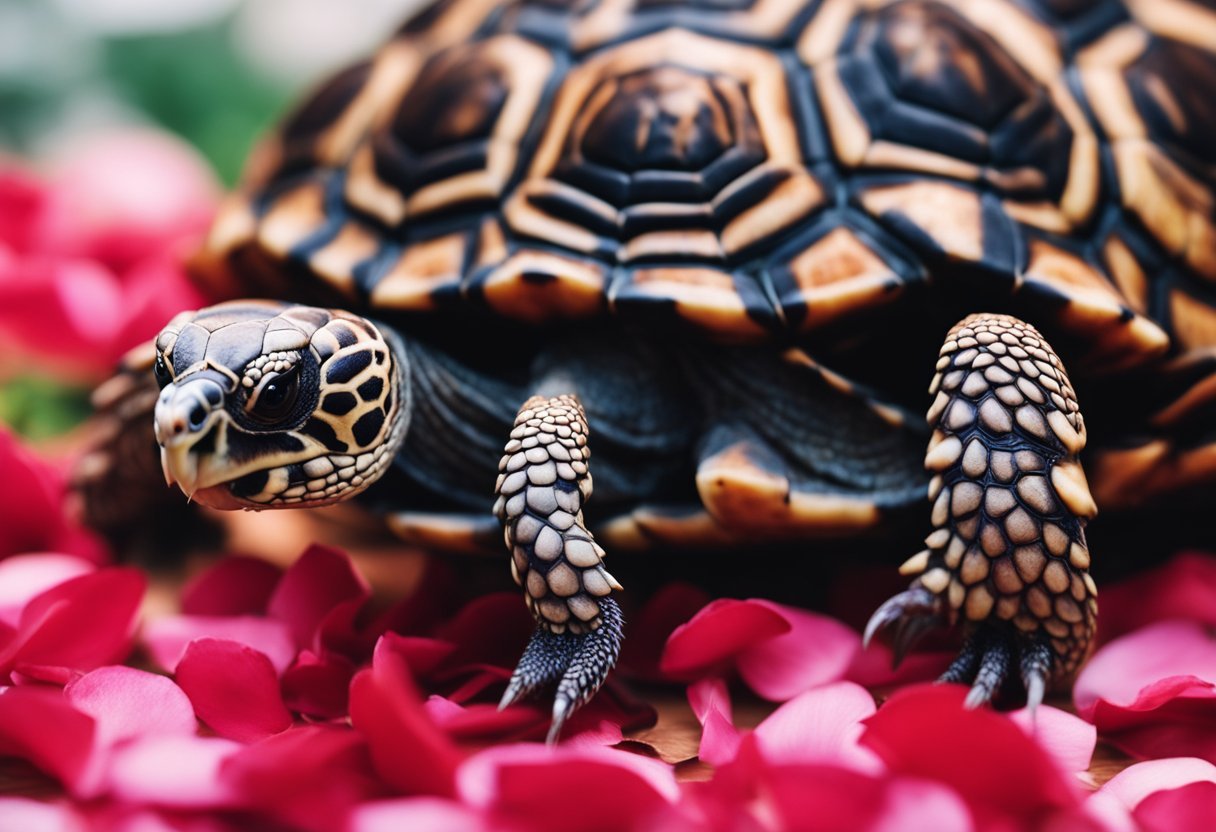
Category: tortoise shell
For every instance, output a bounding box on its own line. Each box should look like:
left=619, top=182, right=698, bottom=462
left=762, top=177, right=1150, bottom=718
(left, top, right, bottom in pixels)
left=193, top=0, right=1216, bottom=508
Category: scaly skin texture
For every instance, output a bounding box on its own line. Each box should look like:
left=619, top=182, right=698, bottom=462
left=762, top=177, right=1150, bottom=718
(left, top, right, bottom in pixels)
left=870, top=314, right=1098, bottom=705
left=492, top=395, right=624, bottom=741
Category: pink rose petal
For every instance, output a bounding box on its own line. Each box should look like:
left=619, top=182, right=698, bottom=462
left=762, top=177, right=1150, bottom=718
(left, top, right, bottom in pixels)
left=65, top=666, right=195, bottom=747
left=180, top=555, right=283, bottom=617
left=1075, top=621, right=1216, bottom=763
left=0, top=798, right=85, bottom=832
left=0, top=686, right=95, bottom=796
left=689, top=678, right=741, bottom=767
left=660, top=599, right=790, bottom=680
left=267, top=545, right=369, bottom=651
left=753, top=681, right=880, bottom=771
left=0, top=554, right=94, bottom=626
left=349, top=636, right=463, bottom=796
left=0, top=567, right=144, bottom=683
left=106, top=734, right=242, bottom=808
left=735, top=601, right=861, bottom=701
left=1008, top=705, right=1098, bottom=775
left=845, top=642, right=954, bottom=688
left=1086, top=757, right=1216, bottom=831
left=142, top=614, right=296, bottom=675
left=174, top=638, right=292, bottom=743
left=350, top=798, right=493, bottom=832
left=618, top=582, right=712, bottom=682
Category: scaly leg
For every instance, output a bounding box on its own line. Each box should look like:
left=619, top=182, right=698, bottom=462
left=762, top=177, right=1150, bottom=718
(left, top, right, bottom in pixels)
left=865, top=314, right=1098, bottom=709
left=493, top=395, right=624, bottom=743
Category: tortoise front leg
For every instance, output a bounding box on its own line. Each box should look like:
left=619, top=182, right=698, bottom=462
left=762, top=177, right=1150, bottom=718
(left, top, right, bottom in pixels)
left=493, top=394, right=624, bottom=743
left=866, top=314, right=1098, bottom=709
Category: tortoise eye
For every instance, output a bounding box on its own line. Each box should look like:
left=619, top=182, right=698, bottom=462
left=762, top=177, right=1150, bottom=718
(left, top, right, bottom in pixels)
left=153, top=353, right=172, bottom=389
left=246, top=368, right=300, bottom=424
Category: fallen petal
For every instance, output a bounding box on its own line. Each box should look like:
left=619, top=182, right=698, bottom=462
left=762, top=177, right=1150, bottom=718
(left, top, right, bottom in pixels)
left=267, top=545, right=369, bottom=651
left=1099, top=553, right=1216, bottom=643
left=660, top=599, right=790, bottom=681
left=735, top=601, right=861, bottom=701
left=174, top=638, right=292, bottom=743
left=65, top=666, right=195, bottom=748
left=0, top=554, right=94, bottom=627
left=350, top=798, right=493, bottom=832
left=106, top=734, right=242, bottom=808
left=181, top=555, right=283, bottom=617
left=688, top=678, right=741, bottom=767
left=0, top=686, right=95, bottom=796
left=753, top=681, right=881, bottom=772
left=142, top=614, right=296, bottom=675
left=1009, top=705, right=1098, bottom=775
left=1134, top=780, right=1216, bottom=832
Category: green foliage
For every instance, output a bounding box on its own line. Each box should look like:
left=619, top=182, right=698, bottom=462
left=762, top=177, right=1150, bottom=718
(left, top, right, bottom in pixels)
left=101, top=23, right=292, bottom=185
left=0, top=376, right=94, bottom=440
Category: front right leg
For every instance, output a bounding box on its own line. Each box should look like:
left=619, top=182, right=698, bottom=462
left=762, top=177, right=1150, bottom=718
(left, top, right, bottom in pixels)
left=493, top=394, right=624, bottom=743
left=866, top=314, right=1099, bottom=709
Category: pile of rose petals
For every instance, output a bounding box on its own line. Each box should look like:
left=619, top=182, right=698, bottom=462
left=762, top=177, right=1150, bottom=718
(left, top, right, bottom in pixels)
left=1, top=452, right=1214, bottom=832
left=0, top=129, right=215, bottom=380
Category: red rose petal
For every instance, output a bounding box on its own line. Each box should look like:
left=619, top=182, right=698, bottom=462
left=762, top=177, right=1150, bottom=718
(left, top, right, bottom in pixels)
left=281, top=651, right=356, bottom=719
left=221, top=726, right=388, bottom=832
left=180, top=555, right=283, bottom=617
left=1134, top=780, right=1216, bottom=832
left=174, top=638, right=292, bottom=743
left=735, top=601, right=861, bottom=701
left=142, top=614, right=296, bottom=674
left=0, top=554, right=94, bottom=626
left=0, top=567, right=144, bottom=683
left=349, top=636, right=463, bottom=796
left=659, top=599, right=791, bottom=680
left=1086, top=757, right=1216, bottom=831
left=350, top=798, right=493, bottom=832
left=433, top=593, right=533, bottom=670
left=376, top=632, right=459, bottom=679
left=106, top=734, right=242, bottom=808
left=65, top=666, right=195, bottom=747
left=1099, top=552, right=1216, bottom=644
left=0, top=167, right=49, bottom=254
left=457, top=743, right=679, bottom=831
left=0, top=686, right=95, bottom=796
left=618, top=582, right=712, bottom=682
left=845, top=642, right=954, bottom=688
left=267, top=545, right=369, bottom=651
left=861, top=684, right=1079, bottom=824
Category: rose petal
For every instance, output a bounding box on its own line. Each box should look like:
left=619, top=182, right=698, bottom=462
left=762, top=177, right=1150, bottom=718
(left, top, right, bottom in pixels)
left=281, top=651, right=356, bottom=719
left=350, top=798, right=493, bottom=832
left=1008, top=705, right=1097, bottom=776
left=845, top=642, right=954, bottom=688
left=267, top=545, right=369, bottom=651
left=65, top=666, right=195, bottom=747
left=619, top=582, right=712, bottom=682
left=433, top=592, right=533, bottom=669
left=688, top=678, right=741, bottom=767
left=106, top=734, right=242, bottom=808
left=220, top=725, right=387, bottom=832
left=0, top=798, right=85, bottom=832
left=181, top=555, right=283, bottom=617
left=1134, top=781, right=1216, bottom=832
left=861, top=684, right=1079, bottom=823
left=142, top=614, right=296, bottom=674
left=349, top=636, right=463, bottom=796
left=660, top=599, right=790, bottom=680
left=0, top=567, right=144, bottom=683
left=457, top=743, right=679, bottom=829
left=1099, top=553, right=1216, bottom=643
left=0, top=554, right=94, bottom=626
left=735, top=601, right=861, bottom=701
left=753, top=681, right=881, bottom=772
left=174, top=638, right=292, bottom=743
left=0, top=686, right=95, bottom=796
left=1086, top=757, right=1216, bottom=832
left=1075, top=620, right=1216, bottom=717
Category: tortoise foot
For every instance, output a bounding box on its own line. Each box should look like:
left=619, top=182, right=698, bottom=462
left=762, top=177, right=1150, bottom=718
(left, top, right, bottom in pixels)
left=499, top=597, right=623, bottom=744
left=938, top=627, right=1054, bottom=711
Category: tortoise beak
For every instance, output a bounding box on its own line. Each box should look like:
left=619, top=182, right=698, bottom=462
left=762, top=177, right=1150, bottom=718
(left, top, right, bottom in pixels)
left=155, top=376, right=227, bottom=499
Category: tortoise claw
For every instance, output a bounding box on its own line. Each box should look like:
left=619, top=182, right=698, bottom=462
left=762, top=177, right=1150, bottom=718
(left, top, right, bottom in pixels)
left=863, top=586, right=942, bottom=664
left=501, top=598, right=623, bottom=745
left=963, top=635, right=1013, bottom=709
left=930, top=627, right=1055, bottom=711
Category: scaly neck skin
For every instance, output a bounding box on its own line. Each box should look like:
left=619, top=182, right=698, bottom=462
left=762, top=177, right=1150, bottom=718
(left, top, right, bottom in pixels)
left=391, top=331, right=524, bottom=510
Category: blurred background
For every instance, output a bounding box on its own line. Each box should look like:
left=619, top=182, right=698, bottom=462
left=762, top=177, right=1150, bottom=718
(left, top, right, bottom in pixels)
left=1, top=0, right=423, bottom=184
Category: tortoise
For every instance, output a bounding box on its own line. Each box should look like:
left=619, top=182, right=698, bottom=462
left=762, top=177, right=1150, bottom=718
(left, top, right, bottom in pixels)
left=79, top=0, right=1216, bottom=740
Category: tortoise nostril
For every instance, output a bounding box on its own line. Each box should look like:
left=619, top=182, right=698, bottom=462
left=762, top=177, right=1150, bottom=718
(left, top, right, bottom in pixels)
left=188, top=405, right=208, bottom=430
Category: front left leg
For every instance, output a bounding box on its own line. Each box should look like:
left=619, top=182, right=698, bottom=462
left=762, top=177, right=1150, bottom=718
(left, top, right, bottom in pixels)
left=866, top=314, right=1099, bottom=709
left=493, top=394, right=624, bottom=743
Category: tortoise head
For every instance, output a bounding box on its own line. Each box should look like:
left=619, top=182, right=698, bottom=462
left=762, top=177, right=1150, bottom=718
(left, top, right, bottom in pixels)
left=152, top=301, right=407, bottom=510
